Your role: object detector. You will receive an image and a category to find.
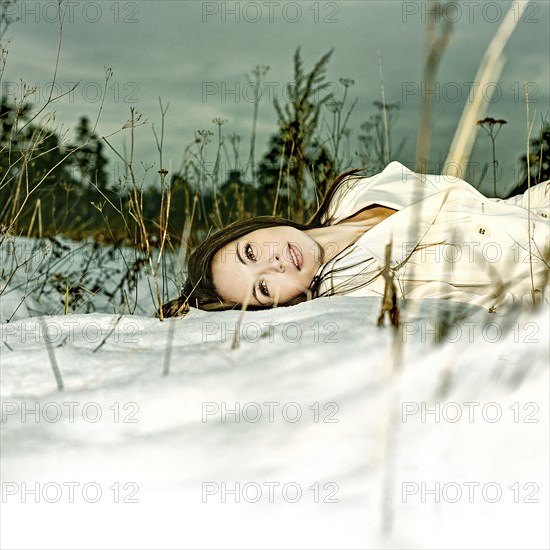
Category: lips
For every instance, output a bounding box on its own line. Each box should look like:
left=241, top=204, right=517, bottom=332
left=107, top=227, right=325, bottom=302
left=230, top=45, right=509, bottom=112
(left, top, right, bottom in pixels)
left=287, top=243, right=302, bottom=271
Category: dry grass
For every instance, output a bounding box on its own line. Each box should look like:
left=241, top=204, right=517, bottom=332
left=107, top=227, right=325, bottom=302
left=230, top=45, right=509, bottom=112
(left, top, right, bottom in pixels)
left=444, top=0, right=529, bottom=176
left=0, top=0, right=545, bottom=327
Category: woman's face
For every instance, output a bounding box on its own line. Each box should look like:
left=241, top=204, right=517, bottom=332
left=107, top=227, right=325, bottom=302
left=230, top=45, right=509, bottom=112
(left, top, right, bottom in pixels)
left=211, top=226, right=323, bottom=306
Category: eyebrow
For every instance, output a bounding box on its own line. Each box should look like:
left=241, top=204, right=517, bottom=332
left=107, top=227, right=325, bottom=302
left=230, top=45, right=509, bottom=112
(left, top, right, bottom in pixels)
left=236, top=242, right=264, bottom=306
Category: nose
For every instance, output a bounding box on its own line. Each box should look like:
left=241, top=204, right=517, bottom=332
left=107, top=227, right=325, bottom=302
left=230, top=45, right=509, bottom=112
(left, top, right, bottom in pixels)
left=268, top=252, right=285, bottom=273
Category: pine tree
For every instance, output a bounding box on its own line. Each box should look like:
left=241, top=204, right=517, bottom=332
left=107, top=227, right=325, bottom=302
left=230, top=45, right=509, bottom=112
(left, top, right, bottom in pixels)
left=67, top=116, right=109, bottom=189
left=507, top=123, right=550, bottom=197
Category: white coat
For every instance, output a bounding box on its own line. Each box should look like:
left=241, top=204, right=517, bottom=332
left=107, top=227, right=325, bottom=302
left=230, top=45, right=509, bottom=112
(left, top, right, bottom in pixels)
left=316, top=161, right=550, bottom=311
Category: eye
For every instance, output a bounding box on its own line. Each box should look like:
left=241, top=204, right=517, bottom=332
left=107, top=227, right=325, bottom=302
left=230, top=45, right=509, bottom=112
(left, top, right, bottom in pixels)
left=259, top=279, right=270, bottom=298
left=244, top=243, right=256, bottom=261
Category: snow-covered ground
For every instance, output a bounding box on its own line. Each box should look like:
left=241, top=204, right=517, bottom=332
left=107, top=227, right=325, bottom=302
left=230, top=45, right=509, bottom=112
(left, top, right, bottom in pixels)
left=1, top=283, right=548, bottom=548
left=1, top=236, right=549, bottom=549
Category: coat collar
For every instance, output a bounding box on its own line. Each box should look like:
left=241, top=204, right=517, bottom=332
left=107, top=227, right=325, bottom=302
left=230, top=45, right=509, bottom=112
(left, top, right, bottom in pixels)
left=351, top=187, right=453, bottom=268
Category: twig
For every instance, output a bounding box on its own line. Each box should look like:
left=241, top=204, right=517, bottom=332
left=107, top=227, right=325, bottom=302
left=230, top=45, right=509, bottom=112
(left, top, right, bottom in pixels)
left=162, top=318, right=176, bottom=376
left=93, top=314, right=123, bottom=353
left=525, top=83, right=536, bottom=304
left=377, top=50, right=390, bottom=165
left=39, top=316, right=64, bottom=391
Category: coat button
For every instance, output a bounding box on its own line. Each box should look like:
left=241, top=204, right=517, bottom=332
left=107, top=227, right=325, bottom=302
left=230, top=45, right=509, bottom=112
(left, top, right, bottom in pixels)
left=537, top=210, right=548, bottom=218
left=475, top=224, right=490, bottom=237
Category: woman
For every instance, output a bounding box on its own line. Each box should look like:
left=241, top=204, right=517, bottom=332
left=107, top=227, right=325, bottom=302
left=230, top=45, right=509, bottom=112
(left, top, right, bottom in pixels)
left=163, top=161, right=549, bottom=317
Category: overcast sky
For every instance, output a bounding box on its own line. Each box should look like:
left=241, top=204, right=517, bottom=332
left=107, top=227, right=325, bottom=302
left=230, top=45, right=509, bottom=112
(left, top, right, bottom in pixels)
left=2, top=0, right=549, bottom=196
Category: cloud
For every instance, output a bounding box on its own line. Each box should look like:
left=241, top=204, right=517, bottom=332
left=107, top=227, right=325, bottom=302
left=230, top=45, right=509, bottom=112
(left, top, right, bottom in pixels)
left=2, top=0, right=548, bottom=193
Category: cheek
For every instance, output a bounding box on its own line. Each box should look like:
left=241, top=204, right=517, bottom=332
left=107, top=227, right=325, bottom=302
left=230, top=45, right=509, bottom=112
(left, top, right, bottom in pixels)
left=212, top=258, right=240, bottom=299
left=276, top=275, right=305, bottom=301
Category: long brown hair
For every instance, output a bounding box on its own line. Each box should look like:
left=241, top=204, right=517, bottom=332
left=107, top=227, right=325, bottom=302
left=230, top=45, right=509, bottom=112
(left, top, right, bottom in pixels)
left=161, top=168, right=366, bottom=318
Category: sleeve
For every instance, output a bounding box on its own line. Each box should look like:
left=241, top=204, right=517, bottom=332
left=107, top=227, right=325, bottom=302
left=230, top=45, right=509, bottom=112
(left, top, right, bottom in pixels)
left=498, top=180, right=549, bottom=211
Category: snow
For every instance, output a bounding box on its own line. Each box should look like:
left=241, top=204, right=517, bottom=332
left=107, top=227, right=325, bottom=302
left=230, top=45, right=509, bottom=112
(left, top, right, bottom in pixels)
left=1, top=289, right=549, bottom=549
